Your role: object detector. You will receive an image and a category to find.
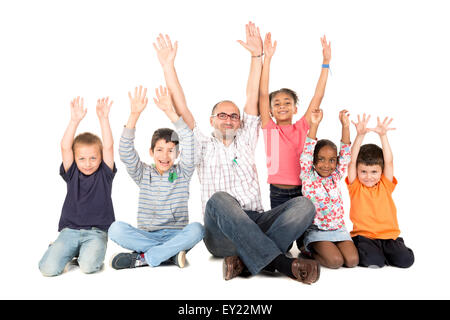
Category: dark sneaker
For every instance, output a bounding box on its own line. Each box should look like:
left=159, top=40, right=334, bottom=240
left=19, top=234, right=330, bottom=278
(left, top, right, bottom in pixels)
left=172, top=251, right=186, bottom=268
left=110, top=252, right=148, bottom=270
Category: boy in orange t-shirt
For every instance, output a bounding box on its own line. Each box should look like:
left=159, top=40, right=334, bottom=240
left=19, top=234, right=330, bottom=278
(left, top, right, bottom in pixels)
left=345, top=114, right=414, bottom=268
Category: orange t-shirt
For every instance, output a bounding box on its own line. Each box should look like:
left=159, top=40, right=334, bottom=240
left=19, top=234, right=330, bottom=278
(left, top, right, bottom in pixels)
left=346, top=175, right=400, bottom=240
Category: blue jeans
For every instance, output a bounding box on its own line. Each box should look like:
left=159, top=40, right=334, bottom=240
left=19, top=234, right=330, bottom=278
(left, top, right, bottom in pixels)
left=39, top=228, right=108, bottom=276
left=270, top=184, right=302, bottom=209
left=108, top=221, right=205, bottom=267
left=204, top=191, right=316, bottom=275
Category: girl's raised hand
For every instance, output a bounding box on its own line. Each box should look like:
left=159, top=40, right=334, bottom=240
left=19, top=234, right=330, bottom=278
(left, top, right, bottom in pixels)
left=370, top=116, right=396, bottom=136
left=339, top=109, right=350, bottom=127
left=70, top=96, right=87, bottom=123
left=263, top=32, right=277, bottom=59
left=321, top=35, right=331, bottom=64
left=351, top=113, right=371, bottom=136
left=96, top=97, right=113, bottom=120
left=310, top=108, right=323, bottom=125
left=128, top=86, right=148, bottom=115
left=237, top=21, right=263, bottom=56
left=153, top=86, right=174, bottom=113
left=153, top=34, right=178, bottom=67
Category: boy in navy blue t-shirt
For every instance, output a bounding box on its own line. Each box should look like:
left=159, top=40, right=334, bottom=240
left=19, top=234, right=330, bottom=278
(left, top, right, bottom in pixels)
left=39, top=96, right=116, bottom=276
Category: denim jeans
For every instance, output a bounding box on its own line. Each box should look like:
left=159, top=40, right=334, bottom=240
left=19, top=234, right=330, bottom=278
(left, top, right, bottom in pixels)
left=270, top=184, right=304, bottom=250
left=108, top=221, right=205, bottom=267
left=39, top=228, right=108, bottom=276
left=204, top=191, right=315, bottom=275
left=270, top=184, right=302, bottom=209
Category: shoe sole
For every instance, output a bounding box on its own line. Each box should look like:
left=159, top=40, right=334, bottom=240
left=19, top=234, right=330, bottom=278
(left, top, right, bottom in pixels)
left=176, top=251, right=186, bottom=268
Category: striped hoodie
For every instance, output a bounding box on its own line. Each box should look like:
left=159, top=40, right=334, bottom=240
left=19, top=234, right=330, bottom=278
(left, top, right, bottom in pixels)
left=119, top=117, right=195, bottom=231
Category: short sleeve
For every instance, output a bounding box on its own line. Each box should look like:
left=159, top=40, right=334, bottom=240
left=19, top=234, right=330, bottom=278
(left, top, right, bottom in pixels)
left=345, top=176, right=360, bottom=196
left=60, top=161, right=77, bottom=183
left=101, top=161, right=117, bottom=183
left=381, top=175, right=398, bottom=193
left=294, top=116, right=310, bottom=133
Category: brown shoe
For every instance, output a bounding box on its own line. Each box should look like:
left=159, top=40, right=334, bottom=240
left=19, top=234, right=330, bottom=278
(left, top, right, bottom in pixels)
left=223, top=256, right=245, bottom=281
left=291, top=258, right=320, bottom=284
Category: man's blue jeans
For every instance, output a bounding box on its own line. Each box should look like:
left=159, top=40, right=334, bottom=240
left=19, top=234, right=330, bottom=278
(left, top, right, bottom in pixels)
left=39, top=228, right=108, bottom=276
left=204, top=191, right=315, bottom=275
left=108, top=221, right=205, bottom=267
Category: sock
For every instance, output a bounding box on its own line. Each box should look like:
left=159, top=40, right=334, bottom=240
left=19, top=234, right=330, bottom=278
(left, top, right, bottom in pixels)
left=270, top=254, right=295, bottom=278
left=135, top=253, right=148, bottom=267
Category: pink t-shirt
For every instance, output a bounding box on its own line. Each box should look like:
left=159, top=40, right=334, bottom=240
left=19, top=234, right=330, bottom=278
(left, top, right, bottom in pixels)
left=262, top=117, right=309, bottom=185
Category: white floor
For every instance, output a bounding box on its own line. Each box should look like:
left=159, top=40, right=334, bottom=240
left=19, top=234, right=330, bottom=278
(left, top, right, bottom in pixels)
left=2, top=234, right=445, bottom=300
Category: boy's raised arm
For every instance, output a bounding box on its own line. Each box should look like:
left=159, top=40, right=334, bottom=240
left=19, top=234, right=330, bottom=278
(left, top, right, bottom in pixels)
left=96, top=97, right=114, bottom=170
left=61, top=97, right=87, bottom=172
left=259, top=32, right=277, bottom=128
left=370, top=117, right=395, bottom=182
left=304, top=36, right=331, bottom=124
left=153, top=86, right=179, bottom=123
left=153, top=34, right=195, bottom=130
left=126, top=86, right=148, bottom=129
left=348, top=114, right=371, bottom=183
left=237, top=22, right=263, bottom=116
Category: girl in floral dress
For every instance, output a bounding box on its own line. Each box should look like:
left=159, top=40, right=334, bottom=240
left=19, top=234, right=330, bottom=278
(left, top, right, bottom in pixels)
left=300, top=109, right=359, bottom=269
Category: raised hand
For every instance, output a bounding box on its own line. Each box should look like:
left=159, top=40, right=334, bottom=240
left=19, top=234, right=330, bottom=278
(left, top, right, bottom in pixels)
left=351, top=113, right=371, bottom=136
left=128, top=86, right=148, bottom=115
left=339, top=109, right=350, bottom=128
left=153, top=86, right=174, bottom=113
left=321, top=35, right=331, bottom=64
left=237, top=21, right=263, bottom=56
left=96, top=97, right=113, bottom=120
left=310, top=108, right=323, bottom=126
left=70, top=96, right=87, bottom=123
left=263, top=32, right=277, bottom=59
left=153, top=34, right=178, bottom=68
left=370, top=116, right=396, bottom=136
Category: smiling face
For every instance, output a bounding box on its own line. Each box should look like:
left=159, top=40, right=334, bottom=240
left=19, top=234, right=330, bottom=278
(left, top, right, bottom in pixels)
left=150, top=139, right=178, bottom=175
left=357, top=163, right=383, bottom=187
left=74, top=143, right=102, bottom=176
left=210, top=101, right=241, bottom=140
left=270, top=91, right=298, bottom=124
left=314, top=145, right=338, bottom=178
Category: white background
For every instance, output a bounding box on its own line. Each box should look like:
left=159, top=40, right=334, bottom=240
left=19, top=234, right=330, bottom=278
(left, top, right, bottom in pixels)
left=1, top=0, right=449, bottom=300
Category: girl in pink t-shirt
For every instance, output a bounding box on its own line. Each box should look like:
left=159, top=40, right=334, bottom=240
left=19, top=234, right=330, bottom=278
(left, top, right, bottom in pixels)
left=259, top=33, right=331, bottom=217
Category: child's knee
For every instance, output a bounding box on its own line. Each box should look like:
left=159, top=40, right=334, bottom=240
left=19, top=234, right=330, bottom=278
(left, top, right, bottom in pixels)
left=108, top=221, right=127, bottom=240
left=389, top=249, right=415, bottom=268
left=325, top=254, right=345, bottom=269
left=189, top=222, right=205, bottom=239
left=39, top=260, right=64, bottom=277
left=79, top=260, right=103, bottom=274
left=344, top=254, right=359, bottom=268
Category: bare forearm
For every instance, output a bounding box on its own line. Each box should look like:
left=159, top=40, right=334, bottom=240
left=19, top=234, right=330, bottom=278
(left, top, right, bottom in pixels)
left=126, top=113, right=141, bottom=129
left=380, top=134, right=393, bottom=164
left=244, top=56, right=263, bottom=115
left=259, top=57, right=272, bottom=125
left=161, top=64, right=194, bottom=128
left=341, top=125, right=351, bottom=144
left=99, top=117, right=113, bottom=150
left=61, top=120, right=80, bottom=151
left=308, top=124, right=319, bottom=139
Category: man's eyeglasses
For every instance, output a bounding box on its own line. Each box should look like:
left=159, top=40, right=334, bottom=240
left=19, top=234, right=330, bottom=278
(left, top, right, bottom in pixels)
left=212, top=112, right=240, bottom=121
